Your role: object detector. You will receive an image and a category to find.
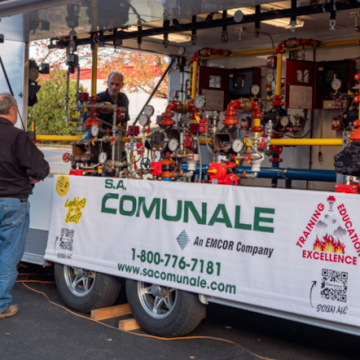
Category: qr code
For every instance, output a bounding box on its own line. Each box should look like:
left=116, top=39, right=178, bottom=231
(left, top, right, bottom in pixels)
left=60, top=228, right=74, bottom=251
left=321, top=269, right=348, bottom=302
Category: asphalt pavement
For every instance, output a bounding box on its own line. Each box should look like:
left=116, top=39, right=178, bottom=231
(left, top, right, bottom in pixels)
left=0, top=265, right=358, bottom=360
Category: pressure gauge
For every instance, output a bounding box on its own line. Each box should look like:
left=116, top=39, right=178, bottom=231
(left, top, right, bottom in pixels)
left=232, top=139, right=244, bottom=153
left=178, top=46, right=186, bottom=56
left=139, top=114, right=149, bottom=126
left=280, top=116, right=289, bottom=127
left=251, top=84, right=260, bottom=96
left=169, top=89, right=177, bottom=99
left=266, top=73, right=274, bottom=83
left=194, top=95, right=206, bottom=109
left=91, top=124, right=99, bottom=137
left=168, top=138, right=179, bottom=152
left=331, top=78, right=342, bottom=91
left=98, top=152, right=107, bottom=164
left=144, top=105, right=154, bottom=117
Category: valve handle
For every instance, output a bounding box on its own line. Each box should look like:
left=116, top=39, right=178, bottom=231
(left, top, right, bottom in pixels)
left=62, top=152, right=70, bottom=163
left=140, top=157, right=151, bottom=171
left=224, top=173, right=238, bottom=186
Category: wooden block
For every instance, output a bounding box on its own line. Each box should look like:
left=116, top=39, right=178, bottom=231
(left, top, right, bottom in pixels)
left=118, top=318, right=141, bottom=331
left=91, top=303, right=132, bottom=321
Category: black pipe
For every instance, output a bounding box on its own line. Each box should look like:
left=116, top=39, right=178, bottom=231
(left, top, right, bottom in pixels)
left=57, top=1, right=360, bottom=47
left=133, top=57, right=176, bottom=125
left=0, top=56, right=26, bottom=130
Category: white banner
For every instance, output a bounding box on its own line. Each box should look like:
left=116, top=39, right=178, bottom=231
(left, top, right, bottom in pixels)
left=45, top=175, right=360, bottom=327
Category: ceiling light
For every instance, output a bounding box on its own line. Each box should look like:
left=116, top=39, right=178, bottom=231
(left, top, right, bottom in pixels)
left=227, top=8, right=305, bottom=29
left=125, top=26, right=191, bottom=43
left=148, top=33, right=191, bottom=43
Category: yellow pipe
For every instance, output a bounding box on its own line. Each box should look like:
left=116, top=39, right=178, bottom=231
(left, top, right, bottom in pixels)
left=254, top=118, right=261, bottom=137
left=91, top=43, right=98, bottom=97
left=37, top=135, right=342, bottom=146
left=275, top=52, right=282, bottom=96
left=270, top=139, right=342, bottom=146
left=191, top=60, right=198, bottom=99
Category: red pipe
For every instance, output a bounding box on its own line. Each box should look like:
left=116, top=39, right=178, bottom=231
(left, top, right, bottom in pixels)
left=161, top=102, right=180, bottom=127
left=223, top=99, right=254, bottom=126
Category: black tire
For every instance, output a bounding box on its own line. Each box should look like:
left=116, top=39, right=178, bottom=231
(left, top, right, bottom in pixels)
left=54, top=263, right=121, bottom=313
left=126, top=279, right=206, bottom=337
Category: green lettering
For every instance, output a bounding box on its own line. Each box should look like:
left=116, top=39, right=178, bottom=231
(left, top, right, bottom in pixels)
left=208, top=204, right=232, bottom=228
left=184, top=201, right=207, bottom=225
left=101, top=193, right=119, bottom=214
left=116, top=180, right=124, bottom=189
left=162, top=199, right=182, bottom=222
left=254, top=207, right=275, bottom=233
left=119, top=195, right=137, bottom=216
left=234, top=206, right=252, bottom=230
left=136, top=197, right=160, bottom=219
left=105, top=179, right=113, bottom=189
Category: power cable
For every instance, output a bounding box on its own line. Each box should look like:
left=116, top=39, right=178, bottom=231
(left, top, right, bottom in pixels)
left=19, top=278, right=278, bottom=360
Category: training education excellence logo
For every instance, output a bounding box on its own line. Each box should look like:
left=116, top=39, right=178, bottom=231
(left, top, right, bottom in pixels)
left=295, top=196, right=360, bottom=266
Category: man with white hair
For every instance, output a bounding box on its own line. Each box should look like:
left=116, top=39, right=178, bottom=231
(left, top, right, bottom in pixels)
left=82, top=71, right=129, bottom=141
left=0, top=93, right=49, bottom=319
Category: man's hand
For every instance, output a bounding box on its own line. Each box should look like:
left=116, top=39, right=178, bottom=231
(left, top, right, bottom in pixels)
left=29, top=177, right=41, bottom=184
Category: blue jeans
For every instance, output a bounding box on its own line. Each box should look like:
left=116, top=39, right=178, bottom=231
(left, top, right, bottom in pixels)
left=0, top=198, right=30, bottom=312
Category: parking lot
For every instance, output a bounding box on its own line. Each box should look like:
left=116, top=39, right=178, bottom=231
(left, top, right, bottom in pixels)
left=0, top=264, right=357, bottom=360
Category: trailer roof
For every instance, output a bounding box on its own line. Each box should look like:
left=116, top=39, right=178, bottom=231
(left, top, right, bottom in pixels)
left=0, top=0, right=359, bottom=54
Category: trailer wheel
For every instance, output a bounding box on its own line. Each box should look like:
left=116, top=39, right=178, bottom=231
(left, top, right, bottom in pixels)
left=54, top=263, right=121, bottom=313
left=126, top=280, right=206, bottom=337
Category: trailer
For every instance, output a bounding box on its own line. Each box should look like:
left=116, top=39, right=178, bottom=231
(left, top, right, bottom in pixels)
left=3, top=0, right=360, bottom=338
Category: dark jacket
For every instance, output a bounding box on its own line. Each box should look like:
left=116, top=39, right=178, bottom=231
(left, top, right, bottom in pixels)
left=0, top=117, right=49, bottom=198
left=97, top=90, right=130, bottom=130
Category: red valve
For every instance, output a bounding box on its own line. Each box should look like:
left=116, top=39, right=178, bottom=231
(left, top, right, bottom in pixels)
left=62, top=152, right=70, bottom=163
left=243, top=154, right=251, bottom=162
left=150, top=162, right=162, bottom=176
left=208, top=163, right=227, bottom=184
left=224, top=173, right=238, bottom=186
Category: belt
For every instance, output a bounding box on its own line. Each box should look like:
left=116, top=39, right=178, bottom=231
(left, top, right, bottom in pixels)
left=0, top=197, right=28, bottom=202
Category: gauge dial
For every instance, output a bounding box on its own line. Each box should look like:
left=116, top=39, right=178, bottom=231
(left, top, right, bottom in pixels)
left=251, top=84, right=260, bottom=96
left=98, top=152, right=107, bottom=164
left=232, top=139, right=244, bottom=153
left=168, top=138, right=179, bottom=152
left=194, top=95, right=206, bottom=109
left=266, top=73, right=274, bottom=83
left=139, top=114, right=149, bottom=127
left=144, top=105, right=154, bottom=117
left=169, top=89, right=177, bottom=99
left=91, top=124, right=99, bottom=137
left=331, top=78, right=342, bottom=91
left=280, top=116, right=289, bottom=127
left=178, top=46, right=186, bottom=56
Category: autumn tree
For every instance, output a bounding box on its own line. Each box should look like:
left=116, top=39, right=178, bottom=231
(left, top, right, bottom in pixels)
left=28, top=69, right=87, bottom=135
left=102, top=50, right=169, bottom=99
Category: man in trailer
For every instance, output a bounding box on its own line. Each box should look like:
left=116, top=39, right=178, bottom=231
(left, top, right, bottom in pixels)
left=82, top=71, right=130, bottom=142
left=0, top=93, right=49, bottom=319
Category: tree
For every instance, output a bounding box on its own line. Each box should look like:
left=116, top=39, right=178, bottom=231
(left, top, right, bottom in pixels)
left=28, top=69, right=87, bottom=135
left=30, top=40, right=169, bottom=98
left=102, top=50, right=169, bottom=99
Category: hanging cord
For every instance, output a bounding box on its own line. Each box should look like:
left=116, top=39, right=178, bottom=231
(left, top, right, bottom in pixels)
left=318, top=110, right=323, bottom=163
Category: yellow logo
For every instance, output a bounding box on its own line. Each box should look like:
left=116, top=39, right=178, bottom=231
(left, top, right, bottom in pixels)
left=56, top=176, right=70, bottom=197
left=65, top=197, right=87, bottom=224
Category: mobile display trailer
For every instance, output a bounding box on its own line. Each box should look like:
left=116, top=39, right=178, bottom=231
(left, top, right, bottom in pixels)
left=4, top=0, right=360, bottom=338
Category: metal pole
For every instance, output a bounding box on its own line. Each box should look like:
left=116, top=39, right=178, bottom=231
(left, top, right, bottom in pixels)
left=0, top=56, right=26, bottom=130
left=133, top=57, right=176, bottom=125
